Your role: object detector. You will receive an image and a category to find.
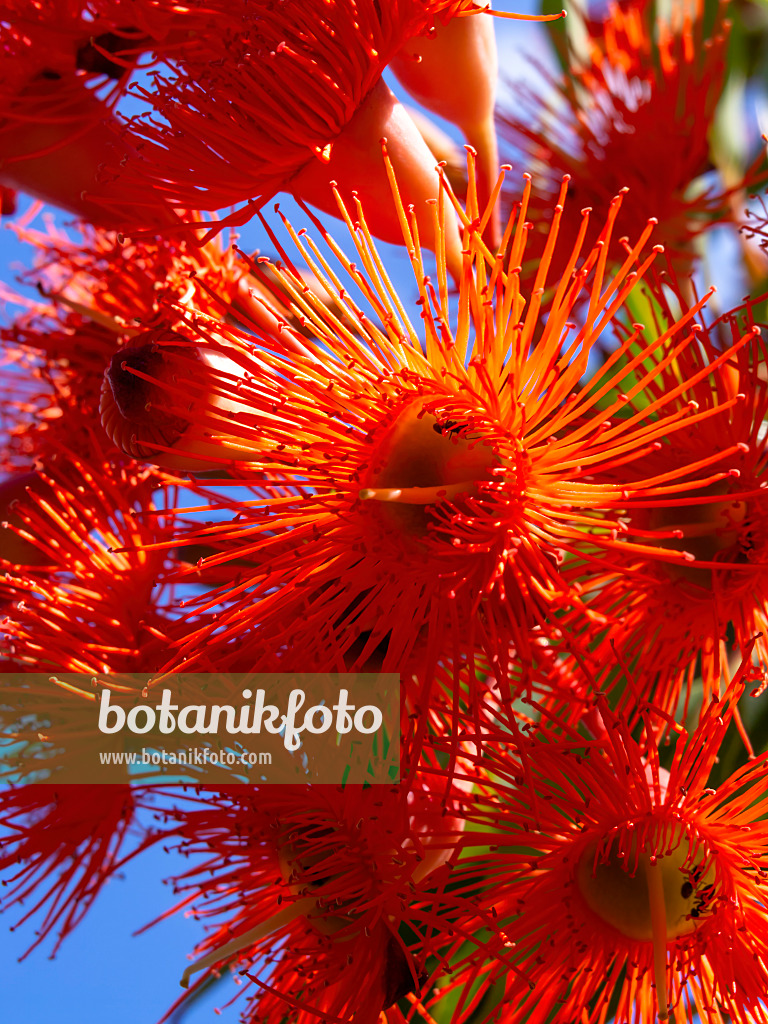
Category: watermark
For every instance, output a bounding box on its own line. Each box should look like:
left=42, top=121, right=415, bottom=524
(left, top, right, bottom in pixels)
left=0, top=673, right=399, bottom=785
left=98, top=748, right=273, bottom=768
left=97, top=686, right=383, bottom=750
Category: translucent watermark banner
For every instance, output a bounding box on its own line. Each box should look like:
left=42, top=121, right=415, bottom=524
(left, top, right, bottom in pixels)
left=0, top=673, right=400, bottom=785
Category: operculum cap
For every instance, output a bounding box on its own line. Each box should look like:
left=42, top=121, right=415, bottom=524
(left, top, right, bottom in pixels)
left=390, top=8, right=500, bottom=246
left=290, top=78, right=463, bottom=280
left=100, top=329, right=256, bottom=470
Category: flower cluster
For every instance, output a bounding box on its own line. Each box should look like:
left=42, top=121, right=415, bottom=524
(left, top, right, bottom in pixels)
left=1, top=1, right=768, bottom=1024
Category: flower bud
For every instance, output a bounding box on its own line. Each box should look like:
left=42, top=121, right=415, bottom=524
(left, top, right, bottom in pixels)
left=391, top=7, right=499, bottom=246
left=100, top=330, right=256, bottom=470
left=290, top=78, right=463, bottom=280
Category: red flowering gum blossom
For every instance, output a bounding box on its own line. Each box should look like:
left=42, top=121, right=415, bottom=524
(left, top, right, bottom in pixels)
left=141, top=172, right=754, bottom=701
left=7, top=218, right=308, bottom=356
left=0, top=76, right=179, bottom=229
left=0, top=449, right=176, bottom=676
left=122, top=0, right=496, bottom=271
left=498, top=0, right=765, bottom=276
left=0, top=9, right=181, bottom=227
left=0, top=784, right=136, bottom=958
left=580, top=290, right=768, bottom=718
left=0, top=224, right=318, bottom=474
left=161, top=774, right=471, bottom=1023
left=444, top=662, right=768, bottom=1024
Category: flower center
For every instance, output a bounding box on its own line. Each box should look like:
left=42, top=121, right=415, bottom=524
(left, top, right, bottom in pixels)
left=577, top=835, right=717, bottom=941
left=359, top=401, right=497, bottom=535
left=277, top=827, right=353, bottom=935
left=648, top=481, right=747, bottom=587
left=577, top=828, right=718, bottom=1019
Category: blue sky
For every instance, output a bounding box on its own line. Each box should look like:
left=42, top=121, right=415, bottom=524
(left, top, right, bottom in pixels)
left=0, top=837, right=226, bottom=1024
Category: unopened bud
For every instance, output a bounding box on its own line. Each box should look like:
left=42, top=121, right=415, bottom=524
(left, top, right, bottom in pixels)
left=100, top=330, right=256, bottom=470
left=290, top=78, right=463, bottom=280
left=391, top=8, right=499, bottom=246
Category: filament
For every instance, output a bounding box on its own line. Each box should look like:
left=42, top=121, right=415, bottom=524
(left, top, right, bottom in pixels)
left=179, top=897, right=313, bottom=989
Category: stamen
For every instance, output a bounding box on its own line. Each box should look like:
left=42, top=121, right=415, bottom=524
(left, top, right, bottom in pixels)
left=40, top=291, right=136, bottom=337
left=179, top=897, right=313, bottom=989
left=406, top=991, right=440, bottom=1024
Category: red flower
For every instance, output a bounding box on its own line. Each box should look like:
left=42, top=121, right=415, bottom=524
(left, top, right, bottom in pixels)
left=0, top=2, right=183, bottom=225
left=0, top=783, right=139, bottom=957
left=122, top=0, right=499, bottom=267
left=0, top=447, right=192, bottom=954
left=580, top=284, right=768, bottom=722
left=7, top=218, right=300, bottom=340
left=112, top=169, right=750, bottom=706
left=0, top=219, right=306, bottom=470
left=498, top=0, right=766, bottom=277
left=441, top=657, right=768, bottom=1024
left=154, top=772, right=479, bottom=1024
left=1, top=448, right=178, bottom=674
